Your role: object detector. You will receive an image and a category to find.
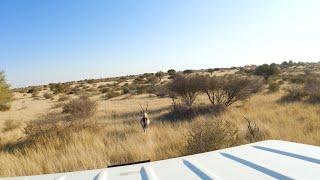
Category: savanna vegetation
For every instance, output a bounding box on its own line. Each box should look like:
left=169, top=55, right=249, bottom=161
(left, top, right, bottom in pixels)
left=1, top=62, right=320, bottom=177
left=0, top=71, right=12, bottom=111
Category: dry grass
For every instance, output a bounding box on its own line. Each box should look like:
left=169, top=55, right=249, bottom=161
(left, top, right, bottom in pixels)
left=0, top=120, right=189, bottom=176
left=1, top=66, right=320, bottom=177
left=1, top=90, right=320, bottom=177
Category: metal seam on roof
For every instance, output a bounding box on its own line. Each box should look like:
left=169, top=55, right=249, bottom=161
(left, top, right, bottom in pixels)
left=140, top=166, right=157, bottom=180
left=220, top=152, right=294, bottom=180
left=182, top=159, right=218, bottom=180
left=95, top=170, right=108, bottom=180
left=252, top=145, right=320, bottom=164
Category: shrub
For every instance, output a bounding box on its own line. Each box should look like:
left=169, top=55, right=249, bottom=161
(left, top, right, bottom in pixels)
left=67, top=87, right=79, bottom=95
left=134, top=76, right=145, bottom=83
left=155, top=71, right=165, bottom=81
left=62, top=96, right=97, bottom=119
left=142, top=73, right=154, bottom=78
left=145, top=86, right=156, bottom=94
left=304, top=74, right=320, bottom=102
left=122, top=86, right=130, bottom=94
left=0, top=104, right=11, bottom=111
left=87, top=87, right=96, bottom=92
left=86, top=79, right=96, bottom=84
left=2, top=120, right=24, bottom=132
left=100, top=87, right=110, bottom=93
left=49, top=83, right=70, bottom=94
left=146, top=75, right=157, bottom=84
left=155, top=85, right=169, bottom=97
left=201, top=75, right=263, bottom=106
left=119, top=76, right=128, bottom=81
left=32, top=91, right=39, bottom=98
left=24, top=112, right=99, bottom=143
left=245, top=118, right=269, bottom=142
left=281, top=60, right=294, bottom=68
left=219, top=76, right=263, bottom=106
left=281, top=85, right=305, bottom=102
left=0, top=72, right=11, bottom=111
left=268, top=82, right=280, bottom=93
left=43, top=92, right=54, bottom=99
left=281, top=74, right=320, bottom=103
left=105, top=91, right=120, bottom=99
left=58, top=94, right=69, bottom=102
left=254, top=64, right=280, bottom=80
left=136, top=85, right=148, bottom=94
left=168, top=74, right=202, bottom=107
left=169, top=74, right=262, bottom=107
left=98, top=84, right=108, bottom=89
left=207, top=68, right=216, bottom=73
left=27, top=87, right=40, bottom=94
left=185, top=119, right=240, bottom=155
left=15, top=88, right=28, bottom=94
left=288, top=74, right=306, bottom=84
left=183, top=69, right=193, bottom=74
left=167, top=69, right=176, bottom=75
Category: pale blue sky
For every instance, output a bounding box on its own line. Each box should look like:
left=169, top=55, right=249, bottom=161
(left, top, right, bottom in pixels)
left=1, top=0, right=320, bottom=87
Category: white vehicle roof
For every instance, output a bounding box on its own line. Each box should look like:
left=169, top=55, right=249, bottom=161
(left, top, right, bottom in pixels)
left=2, top=140, right=320, bottom=180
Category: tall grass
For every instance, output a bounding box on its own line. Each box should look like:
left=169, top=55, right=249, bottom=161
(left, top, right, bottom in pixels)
left=0, top=120, right=189, bottom=176
left=1, top=91, right=320, bottom=177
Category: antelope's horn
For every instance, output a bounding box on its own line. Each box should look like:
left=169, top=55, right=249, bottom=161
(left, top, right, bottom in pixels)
left=146, top=103, right=149, bottom=112
left=139, top=103, right=144, bottom=113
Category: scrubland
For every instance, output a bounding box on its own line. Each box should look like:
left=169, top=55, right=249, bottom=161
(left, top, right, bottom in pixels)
left=0, top=63, right=320, bottom=177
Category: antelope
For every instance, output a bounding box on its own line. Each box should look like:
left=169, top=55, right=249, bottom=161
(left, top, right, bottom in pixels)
left=139, top=104, right=150, bottom=133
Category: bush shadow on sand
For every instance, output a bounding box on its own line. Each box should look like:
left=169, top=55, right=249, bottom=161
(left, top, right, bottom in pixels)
left=159, top=104, right=226, bottom=121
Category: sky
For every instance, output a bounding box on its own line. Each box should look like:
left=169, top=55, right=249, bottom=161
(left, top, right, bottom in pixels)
left=1, top=0, right=320, bottom=87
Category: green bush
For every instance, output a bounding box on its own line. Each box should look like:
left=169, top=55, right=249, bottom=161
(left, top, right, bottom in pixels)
left=254, top=64, right=280, bottom=80
left=27, top=87, right=40, bottom=94
left=167, top=69, right=176, bottom=75
left=122, top=86, right=130, bottom=94
left=268, top=82, right=280, bottom=93
left=0, top=71, right=12, bottom=111
left=183, top=69, right=193, bottom=74
left=155, top=71, right=165, bottom=81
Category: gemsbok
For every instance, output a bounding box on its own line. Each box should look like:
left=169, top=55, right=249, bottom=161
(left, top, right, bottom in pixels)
left=139, top=104, right=150, bottom=133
